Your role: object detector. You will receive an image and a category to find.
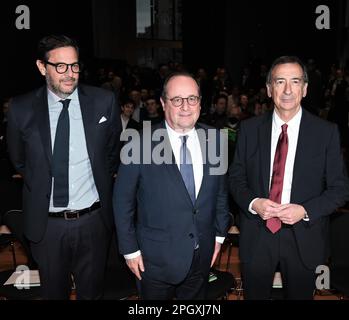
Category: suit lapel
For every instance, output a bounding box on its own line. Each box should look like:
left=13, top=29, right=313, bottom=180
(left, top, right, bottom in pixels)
left=78, top=86, right=97, bottom=167
left=35, top=87, right=52, bottom=167
left=195, top=125, right=209, bottom=202
left=259, top=112, right=273, bottom=197
left=290, top=109, right=309, bottom=202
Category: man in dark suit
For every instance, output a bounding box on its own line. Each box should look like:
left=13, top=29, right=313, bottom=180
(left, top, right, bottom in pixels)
left=120, top=99, right=140, bottom=131
left=7, top=35, right=121, bottom=299
left=113, top=72, right=230, bottom=300
left=229, top=56, right=349, bottom=300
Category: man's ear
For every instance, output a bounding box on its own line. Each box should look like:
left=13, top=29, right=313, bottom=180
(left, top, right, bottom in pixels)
left=36, top=60, right=46, bottom=76
left=160, top=97, right=165, bottom=111
left=266, top=84, right=272, bottom=97
left=302, top=83, right=308, bottom=97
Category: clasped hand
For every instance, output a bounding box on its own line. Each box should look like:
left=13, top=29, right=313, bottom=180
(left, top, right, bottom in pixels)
left=252, top=198, right=306, bottom=225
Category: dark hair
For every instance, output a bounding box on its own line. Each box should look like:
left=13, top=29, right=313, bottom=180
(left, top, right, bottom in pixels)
left=161, top=72, right=201, bottom=100
left=121, top=98, right=135, bottom=107
left=38, top=35, right=79, bottom=61
left=213, top=94, right=228, bottom=105
left=266, top=56, right=308, bottom=84
left=145, top=96, right=158, bottom=103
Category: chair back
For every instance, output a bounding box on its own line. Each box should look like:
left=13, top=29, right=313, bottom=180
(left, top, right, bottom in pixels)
left=2, top=210, right=37, bottom=268
left=330, top=210, right=349, bottom=268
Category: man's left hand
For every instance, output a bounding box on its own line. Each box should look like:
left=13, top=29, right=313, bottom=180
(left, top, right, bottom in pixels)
left=273, top=203, right=306, bottom=225
left=210, top=242, right=222, bottom=267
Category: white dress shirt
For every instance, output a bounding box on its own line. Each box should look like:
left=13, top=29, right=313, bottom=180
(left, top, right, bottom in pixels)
left=125, top=121, right=224, bottom=259
left=249, top=108, right=308, bottom=220
left=132, top=103, right=143, bottom=122
left=121, top=115, right=129, bottom=132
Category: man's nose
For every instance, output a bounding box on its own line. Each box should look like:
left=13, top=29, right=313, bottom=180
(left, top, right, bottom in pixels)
left=284, top=81, right=292, bottom=94
left=65, top=66, right=75, bottom=77
left=181, top=98, right=190, bottom=110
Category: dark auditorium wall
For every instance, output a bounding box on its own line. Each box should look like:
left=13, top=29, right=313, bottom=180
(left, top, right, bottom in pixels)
left=91, top=0, right=137, bottom=62
left=224, top=0, right=343, bottom=85
left=183, top=0, right=348, bottom=84
left=1, top=0, right=348, bottom=97
left=182, top=0, right=228, bottom=74
left=1, top=0, right=94, bottom=98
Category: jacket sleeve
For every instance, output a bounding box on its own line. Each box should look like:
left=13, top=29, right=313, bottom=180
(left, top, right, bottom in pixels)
left=302, top=124, right=349, bottom=225
left=7, top=100, right=25, bottom=177
left=229, top=121, right=259, bottom=217
left=112, top=136, right=141, bottom=255
left=106, top=93, right=122, bottom=176
left=215, top=173, right=230, bottom=237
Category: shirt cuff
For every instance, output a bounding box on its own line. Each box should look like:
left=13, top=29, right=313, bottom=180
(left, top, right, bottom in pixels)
left=303, top=210, right=310, bottom=221
left=216, top=236, right=225, bottom=244
left=124, top=250, right=141, bottom=259
left=248, top=198, right=259, bottom=215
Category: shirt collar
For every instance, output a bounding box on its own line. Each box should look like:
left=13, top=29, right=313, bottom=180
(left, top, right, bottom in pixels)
left=272, top=107, right=302, bottom=132
left=47, top=87, right=78, bottom=106
left=165, top=121, right=196, bottom=141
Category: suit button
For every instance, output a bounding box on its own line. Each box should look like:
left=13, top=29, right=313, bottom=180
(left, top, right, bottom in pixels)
left=193, top=209, right=199, bottom=215
left=189, top=233, right=194, bottom=239
left=46, top=194, right=50, bottom=199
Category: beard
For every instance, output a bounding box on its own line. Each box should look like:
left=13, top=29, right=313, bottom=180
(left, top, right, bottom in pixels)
left=46, top=74, right=78, bottom=99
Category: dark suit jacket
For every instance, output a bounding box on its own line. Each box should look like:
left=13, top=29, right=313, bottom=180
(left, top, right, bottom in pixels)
left=126, top=118, right=140, bottom=131
left=7, top=84, right=121, bottom=243
left=229, top=109, right=349, bottom=269
left=113, top=122, right=230, bottom=284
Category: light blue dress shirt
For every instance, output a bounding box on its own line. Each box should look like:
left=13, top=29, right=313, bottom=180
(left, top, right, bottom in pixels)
left=47, top=88, right=99, bottom=211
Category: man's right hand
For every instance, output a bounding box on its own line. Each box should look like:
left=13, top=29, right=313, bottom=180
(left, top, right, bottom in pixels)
left=252, top=198, right=283, bottom=220
left=125, top=255, right=145, bottom=280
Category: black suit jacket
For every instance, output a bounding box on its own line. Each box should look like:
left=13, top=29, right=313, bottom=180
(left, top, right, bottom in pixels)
left=113, top=122, right=230, bottom=284
left=229, top=109, right=349, bottom=269
left=7, top=84, right=121, bottom=242
left=126, top=118, right=140, bottom=131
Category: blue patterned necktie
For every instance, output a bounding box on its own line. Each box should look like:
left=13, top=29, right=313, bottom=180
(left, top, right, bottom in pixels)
left=180, top=135, right=196, bottom=204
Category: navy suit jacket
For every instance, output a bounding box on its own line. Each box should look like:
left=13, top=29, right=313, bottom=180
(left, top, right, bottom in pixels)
left=7, top=84, right=121, bottom=242
left=113, top=122, right=230, bottom=284
left=229, top=109, right=349, bottom=269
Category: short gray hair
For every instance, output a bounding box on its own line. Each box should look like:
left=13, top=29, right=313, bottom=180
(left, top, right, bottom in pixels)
left=266, top=56, right=308, bottom=84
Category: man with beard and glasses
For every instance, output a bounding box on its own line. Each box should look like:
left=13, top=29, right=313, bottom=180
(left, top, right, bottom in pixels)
left=7, top=35, right=122, bottom=299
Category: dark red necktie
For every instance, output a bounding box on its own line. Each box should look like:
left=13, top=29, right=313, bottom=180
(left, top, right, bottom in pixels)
left=267, top=123, right=288, bottom=233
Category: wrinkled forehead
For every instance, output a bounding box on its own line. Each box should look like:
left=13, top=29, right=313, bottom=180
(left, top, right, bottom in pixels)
left=166, top=76, right=199, bottom=96
left=46, top=46, right=79, bottom=62
left=271, top=63, right=304, bottom=79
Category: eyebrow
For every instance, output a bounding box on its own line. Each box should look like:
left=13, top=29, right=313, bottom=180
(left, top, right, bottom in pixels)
left=274, top=76, right=303, bottom=80
left=47, top=61, right=79, bottom=64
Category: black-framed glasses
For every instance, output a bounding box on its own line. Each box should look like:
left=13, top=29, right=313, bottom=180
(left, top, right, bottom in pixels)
left=45, top=61, right=82, bottom=74
left=167, top=95, right=201, bottom=107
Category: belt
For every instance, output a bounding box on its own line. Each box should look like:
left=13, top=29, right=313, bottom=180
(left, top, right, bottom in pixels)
left=48, top=202, right=101, bottom=220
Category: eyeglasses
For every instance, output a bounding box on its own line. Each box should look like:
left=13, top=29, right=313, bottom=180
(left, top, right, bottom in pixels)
left=45, top=61, right=82, bottom=74
left=167, top=95, right=201, bottom=107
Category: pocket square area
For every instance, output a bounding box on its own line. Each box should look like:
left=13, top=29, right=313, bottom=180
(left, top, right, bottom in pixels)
left=99, top=116, right=107, bottom=123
